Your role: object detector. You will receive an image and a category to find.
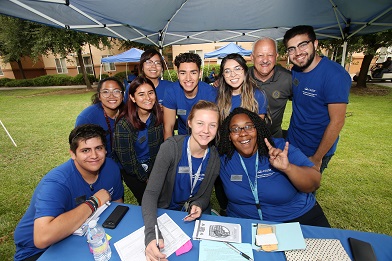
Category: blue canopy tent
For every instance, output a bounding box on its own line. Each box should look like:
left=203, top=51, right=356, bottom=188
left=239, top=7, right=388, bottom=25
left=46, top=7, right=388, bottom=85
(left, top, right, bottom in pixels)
left=204, top=43, right=252, bottom=59
left=99, top=48, right=144, bottom=80
left=1, top=0, right=391, bottom=67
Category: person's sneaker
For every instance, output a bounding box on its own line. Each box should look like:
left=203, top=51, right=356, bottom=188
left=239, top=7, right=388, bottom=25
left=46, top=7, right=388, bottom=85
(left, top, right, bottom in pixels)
left=210, top=209, right=220, bottom=216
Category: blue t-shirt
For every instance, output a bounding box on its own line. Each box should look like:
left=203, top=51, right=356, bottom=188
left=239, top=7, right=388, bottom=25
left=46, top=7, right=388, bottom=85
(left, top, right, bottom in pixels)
left=14, top=158, right=124, bottom=261
left=169, top=136, right=210, bottom=210
left=75, top=103, right=115, bottom=158
left=287, top=57, right=351, bottom=157
left=219, top=138, right=315, bottom=222
left=134, top=115, right=151, bottom=162
left=124, top=78, right=172, bottom=105
left=163, top=81, right=217, bottom=135
left=231, top=88, right=268, bottom=115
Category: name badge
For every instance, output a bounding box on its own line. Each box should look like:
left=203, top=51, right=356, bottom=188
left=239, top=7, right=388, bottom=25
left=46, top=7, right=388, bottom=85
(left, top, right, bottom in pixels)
left=177, top=109, right=187, bottom=116
left=178, top=166, right=190, bottom=173
left=138, top=136, right=146, bottom=144
left=230, top=175, right=242, bottom=181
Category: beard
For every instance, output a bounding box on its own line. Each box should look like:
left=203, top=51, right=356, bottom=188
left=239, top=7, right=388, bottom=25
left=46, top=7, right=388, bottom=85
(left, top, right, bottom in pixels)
left=292, top=47, right=316, bottom=71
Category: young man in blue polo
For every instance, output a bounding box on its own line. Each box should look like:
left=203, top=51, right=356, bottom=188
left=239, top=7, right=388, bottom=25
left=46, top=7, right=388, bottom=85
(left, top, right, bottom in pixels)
left=14, top=124, right=124, bottom=261
left=162, top=53, right=217, bottom=139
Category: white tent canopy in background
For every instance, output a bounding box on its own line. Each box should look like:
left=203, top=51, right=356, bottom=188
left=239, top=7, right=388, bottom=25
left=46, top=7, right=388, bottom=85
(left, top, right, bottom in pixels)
left=99, top=48, right=144, bottom=80
left=204, top=43, right=252, bottom=59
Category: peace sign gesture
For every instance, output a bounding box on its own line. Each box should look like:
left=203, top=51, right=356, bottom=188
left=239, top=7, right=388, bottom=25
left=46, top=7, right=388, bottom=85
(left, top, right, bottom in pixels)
left=264, top=138, right=290, bottom=172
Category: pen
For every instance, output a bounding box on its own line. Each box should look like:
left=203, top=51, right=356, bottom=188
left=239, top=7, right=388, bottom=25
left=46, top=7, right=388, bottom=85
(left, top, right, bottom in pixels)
left=155, top=224, right=160, bottom=250
left=224, top=242, right=253, bottom=261
left=182, top=211, right=198, bottom=220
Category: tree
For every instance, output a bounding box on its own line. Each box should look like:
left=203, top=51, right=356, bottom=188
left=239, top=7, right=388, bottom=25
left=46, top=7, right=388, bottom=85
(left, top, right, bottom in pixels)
left=0, top=15, right=39, bottom=79
left=32, top=26, right=112, bottom=89
left=348, top=30, right=392, bottom=88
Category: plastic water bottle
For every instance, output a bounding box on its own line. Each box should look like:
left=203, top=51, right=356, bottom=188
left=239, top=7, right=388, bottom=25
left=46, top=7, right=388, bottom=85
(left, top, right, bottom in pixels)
left=87, top=220, right=111, bottom=261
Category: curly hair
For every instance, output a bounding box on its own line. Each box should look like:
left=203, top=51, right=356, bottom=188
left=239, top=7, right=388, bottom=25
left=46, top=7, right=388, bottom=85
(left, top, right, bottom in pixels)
left=217, top=107, right=274, bottom=161
left=174, top=53, right=202, bottom=70
left=216, top=53, right=259, bottom=122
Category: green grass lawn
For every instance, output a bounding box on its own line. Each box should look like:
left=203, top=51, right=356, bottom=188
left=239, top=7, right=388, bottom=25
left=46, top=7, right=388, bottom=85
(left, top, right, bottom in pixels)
left=0, top=85, right=391, bottom=260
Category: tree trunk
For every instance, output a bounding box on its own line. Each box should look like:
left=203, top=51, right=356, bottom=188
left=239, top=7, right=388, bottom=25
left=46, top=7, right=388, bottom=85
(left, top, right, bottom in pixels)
left=356, top=54, right=373, bottom=88
left=76, top=49, right=92, bottom=90
left=17, top=60, right=26, bottom=79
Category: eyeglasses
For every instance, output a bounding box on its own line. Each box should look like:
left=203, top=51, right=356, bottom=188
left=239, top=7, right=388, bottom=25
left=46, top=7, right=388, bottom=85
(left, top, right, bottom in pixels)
left=286, top=40, right=313, bottom=55
left=223, top=66, right=244, bottom=77
left=145, top=60, right=162, bottom=67
left=229, top=125, right=256, bottom=134
left=99, top=89, right=123, bottom=98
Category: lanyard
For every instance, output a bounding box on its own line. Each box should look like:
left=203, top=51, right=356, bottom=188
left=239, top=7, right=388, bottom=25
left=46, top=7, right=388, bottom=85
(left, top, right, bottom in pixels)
left=238, top=151, right=263, bottom=220
left=187, top=137, right=208, bottom=197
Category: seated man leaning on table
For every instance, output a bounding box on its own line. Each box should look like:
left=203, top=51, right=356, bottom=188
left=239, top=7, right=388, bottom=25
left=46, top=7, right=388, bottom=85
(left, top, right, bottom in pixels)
left=14, top=124, right=124, bottom=261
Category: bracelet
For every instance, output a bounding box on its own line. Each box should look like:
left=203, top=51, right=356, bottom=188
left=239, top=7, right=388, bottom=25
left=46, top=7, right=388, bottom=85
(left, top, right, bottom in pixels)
left=84, top=200, right=95, bottom=214
left=91, top=196, right=101, bottom=208
left=89, top=196, right=99, bottom=209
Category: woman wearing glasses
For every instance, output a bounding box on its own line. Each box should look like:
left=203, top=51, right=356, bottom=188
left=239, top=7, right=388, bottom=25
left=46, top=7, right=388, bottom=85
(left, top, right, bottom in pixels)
left=113, top=76, right=164, bottom=205
left=125, top=49, right=172, bottom=108
left=75, top=77, right=124, bottom=158
left=216, top=53, right=267, bottom=122
left=217, top=107, right=330, bottom=227
left=215, top=53, right=268, bottom=216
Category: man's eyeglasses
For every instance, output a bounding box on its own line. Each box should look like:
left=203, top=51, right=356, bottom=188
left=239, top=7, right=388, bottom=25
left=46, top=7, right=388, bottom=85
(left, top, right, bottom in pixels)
left=99, top=89, right=123, bottom=98
left=223, top=66, right=244, bottom=77
left=145, top=60, right=162, bottom=67
left=229, top=125, right=256, bottom=134
left=286, top=40, right=313, bottom=55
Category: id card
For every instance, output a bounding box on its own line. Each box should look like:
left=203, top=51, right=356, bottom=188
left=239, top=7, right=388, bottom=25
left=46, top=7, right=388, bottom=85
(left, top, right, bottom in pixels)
left=177, top=109, right=187, bottom=116
left=179, top=166, right=190, bottom=173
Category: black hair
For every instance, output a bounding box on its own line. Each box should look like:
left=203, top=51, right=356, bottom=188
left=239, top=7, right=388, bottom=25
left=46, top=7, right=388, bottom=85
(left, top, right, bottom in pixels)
left=283, top=25, right=317, bottom=47
left=174, top=53, right=202, bottom=70
left=116, top=76, right=163, bottom=129
left=139, top=48, right=166, bottom=74
left=91, top=77, right=125, bottom=104
left=217, top=107, right=274, bottom=161
left=69, top=124, right=107, bottom=153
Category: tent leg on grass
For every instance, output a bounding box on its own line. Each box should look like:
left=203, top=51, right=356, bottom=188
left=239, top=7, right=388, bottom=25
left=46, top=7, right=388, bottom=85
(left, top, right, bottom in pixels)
left=0, top=120, right=17, bottom=147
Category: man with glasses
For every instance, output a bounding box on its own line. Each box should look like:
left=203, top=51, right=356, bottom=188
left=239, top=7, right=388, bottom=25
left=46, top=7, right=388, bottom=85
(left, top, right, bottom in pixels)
left=283, top=25, right=351, bottom=176
left=162, top=53, right=217, bottom=139
left=250, top=37, right=292, bottom=138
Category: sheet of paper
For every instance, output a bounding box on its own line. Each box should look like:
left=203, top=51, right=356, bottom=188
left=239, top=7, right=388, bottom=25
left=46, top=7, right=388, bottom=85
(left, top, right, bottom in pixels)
left=199, top=240, right=254, bottom=261
left=114, top=213, right=190, bottom=261
left=256, top=233, right=278, bottom=245
left=251, top=222, right=306, bottom=251
left=193, top=220, right=242, bottom=243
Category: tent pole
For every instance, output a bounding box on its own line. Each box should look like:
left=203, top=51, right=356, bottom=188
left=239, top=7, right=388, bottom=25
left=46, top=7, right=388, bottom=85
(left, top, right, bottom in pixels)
left=99, top=64, right=102, bottom=80
left=341, top=41, right=347, bottom=67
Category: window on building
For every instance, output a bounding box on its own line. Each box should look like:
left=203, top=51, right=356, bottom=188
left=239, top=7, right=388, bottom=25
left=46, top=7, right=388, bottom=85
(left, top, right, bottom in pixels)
left=188, top=50, right=204, bottom=66
left=76, top=56, right=94, bottom=75
left=102, top=55, right=116, bottom=71
left=0, top=67, right=3, bottom=76
left=55, top=58, right=68, bottom=74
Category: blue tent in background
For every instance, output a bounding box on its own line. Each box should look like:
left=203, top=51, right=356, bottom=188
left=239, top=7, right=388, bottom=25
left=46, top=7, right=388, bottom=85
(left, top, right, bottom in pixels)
left=204, top=43, right=252, bottom=59
left=101, top=48, right=144, bottom=63
left=100, top=48, right=144, bottom=80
